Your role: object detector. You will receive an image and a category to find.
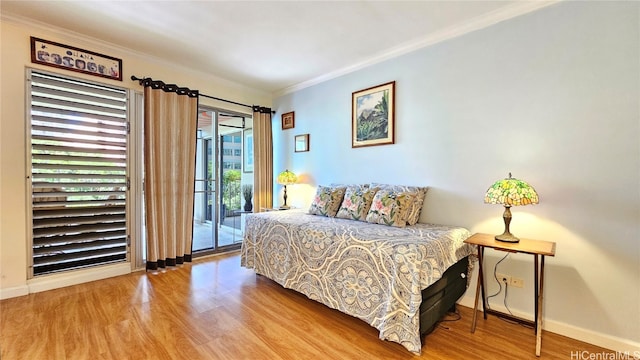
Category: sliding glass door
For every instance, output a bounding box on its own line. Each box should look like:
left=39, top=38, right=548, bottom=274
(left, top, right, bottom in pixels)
left=193, top=108, right=250, bottom=254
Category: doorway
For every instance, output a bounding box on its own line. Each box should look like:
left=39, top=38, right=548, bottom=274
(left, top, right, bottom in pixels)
left=192, top=108, right=252, bottom=254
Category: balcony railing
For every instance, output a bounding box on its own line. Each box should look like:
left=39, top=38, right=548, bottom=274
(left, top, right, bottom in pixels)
left=221, top=179, right=241, bottom=218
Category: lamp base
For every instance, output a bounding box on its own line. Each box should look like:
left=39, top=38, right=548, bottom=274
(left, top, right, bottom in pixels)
left=495, top=232, right=520, bottom=243
left=495, top=205, right=519, bottom=242
left=279, top=205, right=290, bottom=210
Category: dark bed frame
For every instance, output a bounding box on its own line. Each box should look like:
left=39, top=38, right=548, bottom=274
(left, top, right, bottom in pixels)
left=419, top=255, right=471, bottom=340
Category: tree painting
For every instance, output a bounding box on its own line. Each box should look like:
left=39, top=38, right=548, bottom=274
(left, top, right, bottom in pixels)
left=356, top=89, right=389, bottom=141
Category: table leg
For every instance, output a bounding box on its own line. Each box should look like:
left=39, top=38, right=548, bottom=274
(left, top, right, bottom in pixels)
left=536, top=255, right=545, bottom=356
left=471, top=254, right=481, bottom=332
left=478, top=247, right=487, bottom=319
left=534, top=254, right=539, bottom=333
left=470, top=267, right=481, bottom=332
left=471, top=246, right=485, bottom=333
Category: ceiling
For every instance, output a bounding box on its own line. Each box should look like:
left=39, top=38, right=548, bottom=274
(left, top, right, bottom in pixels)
left=1, top=1, right=554, bottom=95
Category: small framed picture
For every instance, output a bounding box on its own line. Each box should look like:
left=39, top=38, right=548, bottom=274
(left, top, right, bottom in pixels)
left=282, top=111, right=295, bottom=130
left=294, top=134, right=309, bottom=152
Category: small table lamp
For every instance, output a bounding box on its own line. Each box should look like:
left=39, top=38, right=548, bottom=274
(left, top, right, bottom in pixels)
left=277, top=169, right=297, bottom=209
left=484, top=173, right=539, bottom=243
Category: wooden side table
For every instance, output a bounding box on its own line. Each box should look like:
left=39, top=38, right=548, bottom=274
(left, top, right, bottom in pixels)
left=465, top=233, right=556, bottom=356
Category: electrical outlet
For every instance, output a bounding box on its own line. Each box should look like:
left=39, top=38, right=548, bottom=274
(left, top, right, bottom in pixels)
left=511, top=277, right=524, bottom=288
left=496, top=273, right=511, bottom=285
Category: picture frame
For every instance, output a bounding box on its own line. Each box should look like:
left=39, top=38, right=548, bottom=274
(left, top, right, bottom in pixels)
left=30, top=37, right=122, bottom=81
left=243, top=129, right=254, bottom=173
left=352, top=81, right=395, bottom=148
left=294, top=134, right=309, bottom=152
left=282, top=111, right=295, bottom=130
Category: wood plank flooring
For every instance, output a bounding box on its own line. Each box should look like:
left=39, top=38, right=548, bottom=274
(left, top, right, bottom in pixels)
left=1, top=252, right=610, bottom=359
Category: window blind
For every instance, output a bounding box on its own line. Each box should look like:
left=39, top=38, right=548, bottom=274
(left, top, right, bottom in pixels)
left=29, top=71, right=129, bottom=276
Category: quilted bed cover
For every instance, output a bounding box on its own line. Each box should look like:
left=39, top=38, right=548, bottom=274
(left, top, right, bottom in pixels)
left=240, top=209, right=475, bottom=354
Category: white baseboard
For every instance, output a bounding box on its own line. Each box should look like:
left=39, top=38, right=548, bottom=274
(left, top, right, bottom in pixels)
left=27, top=263, right=131, bottom=294
left=0, top=285, right=29, bottom=300
left=458, top=293, right=640, bottom=356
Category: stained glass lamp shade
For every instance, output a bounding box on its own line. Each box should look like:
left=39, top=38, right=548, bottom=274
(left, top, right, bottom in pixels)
left=484, top=173, right=539, bottom=243
left=277, top=170, right=297, bottom=209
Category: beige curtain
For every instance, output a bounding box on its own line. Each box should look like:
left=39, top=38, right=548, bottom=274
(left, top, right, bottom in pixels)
left=143, top=81, right=198, bottom=270
left=252, top=106, right=273, bottom=212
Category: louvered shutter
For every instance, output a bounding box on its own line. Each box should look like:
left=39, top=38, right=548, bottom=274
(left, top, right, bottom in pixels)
left=29, top=71, right=129, bottom=276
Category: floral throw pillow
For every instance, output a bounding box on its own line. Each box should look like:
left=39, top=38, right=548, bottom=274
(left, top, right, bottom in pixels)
left=308, top=186, right=346, bottom=217
left=371, top=184, right=428, bottom=225
left=335, top=186, right=379, bottom=221
left=403, top=186, right=427, bottom=225
left=365, top=189, right=414, bottom=227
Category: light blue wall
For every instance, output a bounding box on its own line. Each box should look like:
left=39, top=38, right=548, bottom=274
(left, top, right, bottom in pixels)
left=273, top=2, right=639, bottom=351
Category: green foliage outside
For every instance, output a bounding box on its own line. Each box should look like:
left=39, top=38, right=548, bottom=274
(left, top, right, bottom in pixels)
left=32, top=142, right=126, bottom=203
left=222, top=170, right=241, bottom=210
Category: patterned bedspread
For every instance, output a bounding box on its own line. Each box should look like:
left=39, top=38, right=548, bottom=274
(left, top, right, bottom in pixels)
left=240, top=209, right=474, bottom=354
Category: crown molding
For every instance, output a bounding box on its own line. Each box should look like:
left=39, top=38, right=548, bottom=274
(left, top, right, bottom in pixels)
left=2, top=1, right=561, bottom=99
left=1, top=12, right=269, bottom=97
left=2, top=13, right=147, bottom=65
left=274, top=0, right=561, bottom=97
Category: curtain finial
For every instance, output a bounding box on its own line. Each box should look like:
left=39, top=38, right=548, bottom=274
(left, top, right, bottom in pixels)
left=252, top=106, right=271, bottom=114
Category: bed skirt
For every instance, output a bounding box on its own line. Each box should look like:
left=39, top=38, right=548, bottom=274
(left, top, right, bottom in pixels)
left=419, top=255, right=470, bottom=337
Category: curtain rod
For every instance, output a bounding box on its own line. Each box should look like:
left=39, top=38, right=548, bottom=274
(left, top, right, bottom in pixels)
left=131, top=75, right=198, bottom=97
left=131, top=75, right=272, bottom=113
left=199, top=93, right=252, bottom=109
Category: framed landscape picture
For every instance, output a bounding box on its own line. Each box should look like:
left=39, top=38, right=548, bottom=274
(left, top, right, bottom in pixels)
left=352, top=81, right=395, bottom=148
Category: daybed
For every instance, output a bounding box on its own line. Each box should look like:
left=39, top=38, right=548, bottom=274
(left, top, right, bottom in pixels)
left=240, top=184, right=475, bottom=354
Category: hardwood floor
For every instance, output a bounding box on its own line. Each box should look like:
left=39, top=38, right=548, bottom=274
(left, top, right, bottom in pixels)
left=1, top=252, right=610, bottom=359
